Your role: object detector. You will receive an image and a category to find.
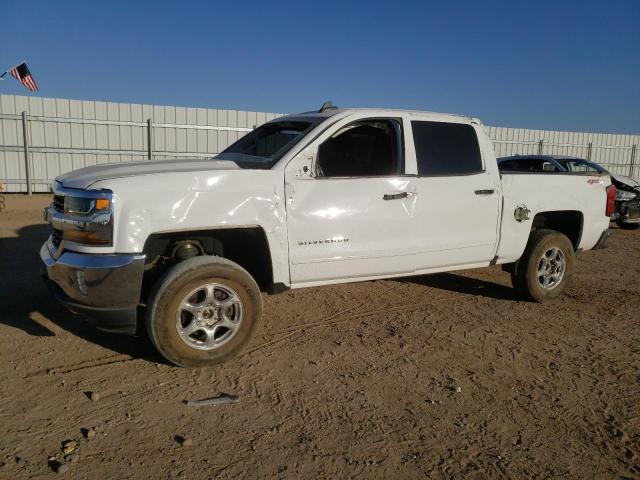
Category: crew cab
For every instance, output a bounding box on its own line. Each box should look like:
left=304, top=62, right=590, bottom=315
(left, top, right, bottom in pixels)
left=41, top=104, right=614, bottom=367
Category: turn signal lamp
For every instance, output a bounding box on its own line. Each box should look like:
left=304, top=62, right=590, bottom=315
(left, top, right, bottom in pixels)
left=95, top=198, right=110, bottom=211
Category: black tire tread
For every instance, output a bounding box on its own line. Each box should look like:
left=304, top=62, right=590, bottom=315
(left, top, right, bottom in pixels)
left=512, top=229, right=575, bottom=302
left=146, top=256, right=262, bottom=367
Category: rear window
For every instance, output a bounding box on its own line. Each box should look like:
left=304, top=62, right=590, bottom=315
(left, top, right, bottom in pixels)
left=498, top=158, right=560, bottom=172
left=412, top=121, right=482, bottom=176
left=557, top=159, right=604, bottom=173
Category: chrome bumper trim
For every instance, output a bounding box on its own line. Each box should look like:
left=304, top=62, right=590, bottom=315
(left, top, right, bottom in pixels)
left=40, top=242, right=145, bottom=309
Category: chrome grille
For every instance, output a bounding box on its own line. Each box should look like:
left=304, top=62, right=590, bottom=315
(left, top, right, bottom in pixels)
left=53, top=195, right=65, bottom=212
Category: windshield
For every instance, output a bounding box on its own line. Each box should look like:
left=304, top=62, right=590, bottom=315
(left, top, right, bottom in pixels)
left=215, top=119, right=320, bottom=168
left=556, top=159, right=607, bottom=174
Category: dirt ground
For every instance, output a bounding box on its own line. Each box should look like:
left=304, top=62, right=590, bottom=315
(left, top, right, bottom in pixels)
left=0, top=194, right=639, bottom=480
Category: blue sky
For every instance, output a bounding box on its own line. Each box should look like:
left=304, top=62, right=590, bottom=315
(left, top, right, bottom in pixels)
left=1, top=0, right=638, bottom=133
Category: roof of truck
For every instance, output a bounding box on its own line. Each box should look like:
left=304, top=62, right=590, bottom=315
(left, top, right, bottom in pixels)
left=279, top=107, right=479, bottom=124
left=498, top=154, right=586, bottom=161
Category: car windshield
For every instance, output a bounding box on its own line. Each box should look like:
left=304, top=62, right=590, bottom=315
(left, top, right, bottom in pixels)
left=557, top=159, right=607, bottom=174
left=215, top=119, right=321, bottom=168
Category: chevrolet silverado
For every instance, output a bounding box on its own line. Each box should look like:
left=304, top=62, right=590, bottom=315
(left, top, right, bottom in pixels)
left=41, top=104, right=614, bottom=366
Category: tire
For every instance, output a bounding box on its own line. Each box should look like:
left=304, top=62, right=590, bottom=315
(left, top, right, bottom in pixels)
left=146, top=256, right=262, bottom=367
left=511, top=229, right=575, bottom=302
left=616, top=219, right=640, bottom=230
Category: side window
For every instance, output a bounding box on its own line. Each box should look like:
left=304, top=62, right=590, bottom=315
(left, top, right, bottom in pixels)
left=498, top=160, right=517, bottom=171
left=412, top=121, right=483, bottom=176
left=317, top=119, right=403, bottom=177
left=529, top=160, right=546, bottom=171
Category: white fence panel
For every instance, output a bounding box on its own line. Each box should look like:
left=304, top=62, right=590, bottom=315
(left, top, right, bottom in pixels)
left=1, top=94, right=638, bottom=193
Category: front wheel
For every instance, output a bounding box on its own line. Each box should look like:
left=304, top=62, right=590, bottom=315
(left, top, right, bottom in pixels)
left=146, top=256, right=262, bottom=367
left=511, top=229, right=575, bottom=302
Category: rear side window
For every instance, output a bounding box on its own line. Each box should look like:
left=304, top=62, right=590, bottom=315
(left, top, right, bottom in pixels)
left=412, top=121, right=482, bottom=176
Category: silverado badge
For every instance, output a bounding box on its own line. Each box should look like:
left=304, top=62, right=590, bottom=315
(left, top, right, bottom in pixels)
left=297, top=236, right=349, bottom=246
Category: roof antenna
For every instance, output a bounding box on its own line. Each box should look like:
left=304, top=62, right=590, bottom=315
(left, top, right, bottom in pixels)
left=319, top=101, right=337, bottom=112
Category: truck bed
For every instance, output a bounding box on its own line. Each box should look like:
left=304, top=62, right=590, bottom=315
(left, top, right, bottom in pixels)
left=496, top=172, right=611, bottom=263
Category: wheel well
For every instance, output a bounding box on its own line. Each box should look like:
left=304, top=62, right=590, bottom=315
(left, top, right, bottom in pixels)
left=141, top=227, right=274, bottom=300
left=531, top=211, right=583, bottom=250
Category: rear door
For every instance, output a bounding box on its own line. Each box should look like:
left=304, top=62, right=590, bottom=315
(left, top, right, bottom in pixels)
left=407, top=119, right=501, bottom=268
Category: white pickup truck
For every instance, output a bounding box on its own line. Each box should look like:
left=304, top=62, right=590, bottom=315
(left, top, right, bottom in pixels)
left=41, top=104, right=614, bottom=367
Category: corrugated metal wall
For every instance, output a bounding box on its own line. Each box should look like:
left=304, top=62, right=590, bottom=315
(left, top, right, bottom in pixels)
left=0, top=94, right=282, bottom=192
left=1, top=94, right=638, bottom=192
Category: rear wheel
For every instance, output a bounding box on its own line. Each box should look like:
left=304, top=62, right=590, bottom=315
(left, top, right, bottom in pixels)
left=511, top=229, right=575, bottom=302
left=146, top=256, right=262, bottom=367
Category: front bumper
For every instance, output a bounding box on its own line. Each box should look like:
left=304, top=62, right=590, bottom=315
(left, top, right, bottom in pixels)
left=40, top=242, right=145, bottom=335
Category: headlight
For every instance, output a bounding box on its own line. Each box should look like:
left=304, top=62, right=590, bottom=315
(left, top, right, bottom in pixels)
left=65, top=196, right=111, bottom=214
left=49, top=189, right=114, bottom=246
left=615, top=190, right=637, bottom=201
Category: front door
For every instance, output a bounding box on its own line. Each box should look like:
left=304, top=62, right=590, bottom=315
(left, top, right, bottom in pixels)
left=285, top=117, right=417, bottom=286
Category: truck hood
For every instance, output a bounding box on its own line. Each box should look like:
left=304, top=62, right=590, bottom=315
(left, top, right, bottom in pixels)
left=56, top=158, right=240, bottom=190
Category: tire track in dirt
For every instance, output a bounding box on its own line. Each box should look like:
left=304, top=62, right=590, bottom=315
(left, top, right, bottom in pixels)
left=2, top=195, right=640, bottom=479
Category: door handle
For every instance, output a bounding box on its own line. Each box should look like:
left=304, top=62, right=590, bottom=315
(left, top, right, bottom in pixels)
left=383, top=192, right=412, bottom=201
left=474, top=189, right=495, bottom=195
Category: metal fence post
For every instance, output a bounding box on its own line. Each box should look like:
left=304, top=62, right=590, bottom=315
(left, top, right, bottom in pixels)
left=147, top=118, right=153, bottom=160
left=538, top=140, right=544, bottom=155
left=630, top=144, right=637, bottom=178
left=21, top=111, right=32, bottom=195
left=587, top=142, right=592, bottom=161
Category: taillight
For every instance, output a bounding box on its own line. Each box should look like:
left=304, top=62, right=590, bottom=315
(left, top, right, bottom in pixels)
left=606, top=184, right=617, bottom=217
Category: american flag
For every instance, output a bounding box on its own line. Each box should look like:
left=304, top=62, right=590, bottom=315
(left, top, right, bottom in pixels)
left=9, top=62, right=39, bottom=92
